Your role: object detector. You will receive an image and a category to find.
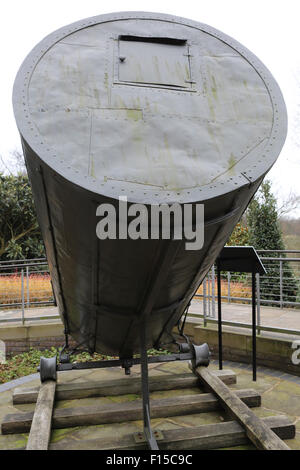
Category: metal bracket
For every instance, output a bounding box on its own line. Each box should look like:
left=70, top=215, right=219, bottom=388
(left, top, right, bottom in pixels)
left=59, top=352, right=70, bottom=363
left=134, top=429, right=164, bottom=444
left=179, top=342, right=191, bottom=353
left=121, top=358, right=133, bottom=375
left=58, top=330, right=71, bottom=364
left=140, top=321, right=159, bottom=450
left=60, top=362, right=73, bottom=370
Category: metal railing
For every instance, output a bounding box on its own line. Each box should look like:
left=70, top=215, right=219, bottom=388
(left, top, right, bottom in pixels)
left=0, top=251, right=300, bottom=329
left=192, top=250, right=300, bottom=337
left=0, top=258, right=59, bottom=324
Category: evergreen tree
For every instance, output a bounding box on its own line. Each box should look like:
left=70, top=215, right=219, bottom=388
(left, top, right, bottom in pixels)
left=247, top=181, right=285, bottom=250
left=0, top=173, right=45, bottom=260
left=227, top=222, right=250, bottom=246
left=247, top=180, right=298, bottom=305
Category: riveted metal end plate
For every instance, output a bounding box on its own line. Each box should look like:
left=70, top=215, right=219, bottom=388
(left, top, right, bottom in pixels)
left=13, top=11, right=287, bottom=358
left=13, top=11, right=287, bottom=206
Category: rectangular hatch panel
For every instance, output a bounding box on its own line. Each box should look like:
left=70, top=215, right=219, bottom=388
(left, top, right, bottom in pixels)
left=118, top=35, right=191, bottom=89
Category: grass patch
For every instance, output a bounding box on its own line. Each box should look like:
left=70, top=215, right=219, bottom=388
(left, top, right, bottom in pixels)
left=0, top=347, right=171, bottom=384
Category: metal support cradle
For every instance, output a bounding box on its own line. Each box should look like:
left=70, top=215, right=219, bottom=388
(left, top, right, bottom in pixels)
left=140, top=321, right=159, bottom=449
left=38, top=238, right=211, bottom=450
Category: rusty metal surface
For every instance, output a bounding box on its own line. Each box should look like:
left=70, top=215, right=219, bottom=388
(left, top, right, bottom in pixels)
left=12, top=12, right=287, bottom=356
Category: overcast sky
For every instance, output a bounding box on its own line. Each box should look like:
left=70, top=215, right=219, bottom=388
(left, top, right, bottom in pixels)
left=1, top=0, right=299, bottom=216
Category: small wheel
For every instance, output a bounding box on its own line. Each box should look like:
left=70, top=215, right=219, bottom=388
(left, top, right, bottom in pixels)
left=40, top=355, right=57, bottom=382
left=191, top=343, right=211, bottom=368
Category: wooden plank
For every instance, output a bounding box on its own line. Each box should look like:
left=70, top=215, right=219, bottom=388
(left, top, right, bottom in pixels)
left=194, top=366, right=290, bottom=450
left=48, top=415, right=295, bottom=450
left=12, top=369, right=236, bottom=404
left=25, top=380, right=56, bottom=450
left=2, top=388, right=258, bottom=435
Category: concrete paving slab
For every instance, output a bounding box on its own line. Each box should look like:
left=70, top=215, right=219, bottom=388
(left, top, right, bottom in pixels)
left=2, top=302, right=300, bottom=339
left=0, top=360, right=299, bottom=450
left=189, top=300, right=300, bottom=340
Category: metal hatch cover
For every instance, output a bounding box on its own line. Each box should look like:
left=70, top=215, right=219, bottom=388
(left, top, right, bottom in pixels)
left=117, top=35, right=192, bottom=89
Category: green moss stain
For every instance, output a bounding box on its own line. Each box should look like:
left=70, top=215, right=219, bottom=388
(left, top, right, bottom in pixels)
left=135, top=63, right=144, bottom=82
left=108, top=393, right=139, bottom=403
left=117, top=97, right=126, bottom=108
left=164, top=134, right=170, bottom=151
left=207, top=95, right=216, bottom=121
left=76, top=52, right=86, bottom=108
left=13, top=435, right=28, bottom=448
left=227, top=153, right=237, bottom=175
left=175, top=61, right=184, bottom=84
left=161, top=134, right=181, bottom=190
left=152, top=56, right=161, bottom=82
left=90, top=155, right=95, bottom=178
left=130, top=96, right=142, bottom=109
left=130, top=120, right=142, bottom=146
left=104, top=72, right=109, bottom=91
left=126, top=109, right=142, bottom=121
left=104, top=72, right=111, bottom=106
left=228, top=153, right=236, bottom=168
left=185, top=64, right=190, bottom=80
left=51, top=427, right=81, bottom=443
left=93, top=88, right=101, bottom=107
left=211, top=75, right=218, bottom=100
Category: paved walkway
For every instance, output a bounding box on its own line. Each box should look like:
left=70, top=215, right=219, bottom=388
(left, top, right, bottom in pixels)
left=0, top=302, right=300, bottom=337
left=0, top=306, right=60, bottom=324
left=189, top=299, right=300, bottom=338
left=0, top=360, right=299, bottom=450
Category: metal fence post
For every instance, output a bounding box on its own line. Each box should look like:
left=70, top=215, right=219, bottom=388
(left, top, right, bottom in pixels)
left=207, top=271, right=211, bottom=318
left=26, top=266, right=30, bottom=308
left=211, top=265, right=216, bottom=318
left=279, top=260, right=283, bottom=309
left=256, top=273, right=261, bottom=335
left=227, top=271, right=231, bottom=303
left=203, top=277, right=207, bottom=327
left=21, top=269, right=25, bottom=325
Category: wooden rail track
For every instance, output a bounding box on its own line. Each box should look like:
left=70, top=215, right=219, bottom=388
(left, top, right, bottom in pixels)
left=1, top=367, right=295, bottom=450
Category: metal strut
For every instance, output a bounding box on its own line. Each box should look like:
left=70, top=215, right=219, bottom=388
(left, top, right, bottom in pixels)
left=140, top=321, right=159, bottom=450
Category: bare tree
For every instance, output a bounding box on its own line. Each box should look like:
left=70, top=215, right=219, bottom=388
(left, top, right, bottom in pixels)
left=277, top=191, right=300, bottom=218
left=0, top=154, right=12, bottom=175
left=0, top=148, right=26, bottom=175
left=10, top=149, right=26, bottom=175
